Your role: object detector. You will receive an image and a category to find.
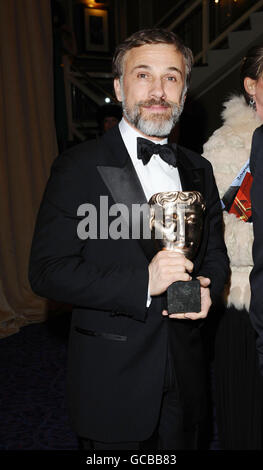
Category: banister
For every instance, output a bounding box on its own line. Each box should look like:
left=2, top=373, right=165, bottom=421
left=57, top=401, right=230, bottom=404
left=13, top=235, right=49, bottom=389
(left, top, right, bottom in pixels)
left=194, top=0, right=263, bottom=63
left=166, top=0, right=202, bottom=33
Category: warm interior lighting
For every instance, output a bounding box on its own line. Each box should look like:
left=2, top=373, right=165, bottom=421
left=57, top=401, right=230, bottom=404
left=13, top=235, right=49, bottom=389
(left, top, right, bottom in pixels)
left=86, top=0, right=95, bottom=7
left=214, top=0, right=238, bottom=3
left=85, top=0, right=106, bottom=6
left=86, top=0, right=106, bottom=7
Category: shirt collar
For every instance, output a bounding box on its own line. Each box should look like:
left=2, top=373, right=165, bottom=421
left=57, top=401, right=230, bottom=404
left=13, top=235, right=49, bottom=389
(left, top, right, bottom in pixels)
left=119, top=117, right=168, bottom=162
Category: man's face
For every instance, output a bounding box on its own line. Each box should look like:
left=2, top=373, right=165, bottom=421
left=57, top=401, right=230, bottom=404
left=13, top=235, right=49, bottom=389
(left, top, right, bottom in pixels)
left=114, top=43, right=187, bottom=139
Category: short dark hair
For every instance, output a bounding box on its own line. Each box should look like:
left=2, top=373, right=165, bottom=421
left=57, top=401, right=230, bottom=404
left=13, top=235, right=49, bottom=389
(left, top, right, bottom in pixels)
left=240, top=44, right=263, bottom=104
left=97, top=104, right=122, bottom=126
left=112, top=28, right=193, bottom=89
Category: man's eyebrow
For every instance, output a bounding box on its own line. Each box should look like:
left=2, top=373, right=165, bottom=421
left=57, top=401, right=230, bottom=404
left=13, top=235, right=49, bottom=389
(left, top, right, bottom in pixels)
left=131, top=64, right=151, bottom=72
left=131, top=65, right=183, bottom=77
left=166, top=66, right=183, bottom=77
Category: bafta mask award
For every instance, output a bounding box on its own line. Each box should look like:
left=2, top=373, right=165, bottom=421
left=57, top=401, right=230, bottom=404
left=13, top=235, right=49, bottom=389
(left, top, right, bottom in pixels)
left=149, top=191, right=206, bottom=314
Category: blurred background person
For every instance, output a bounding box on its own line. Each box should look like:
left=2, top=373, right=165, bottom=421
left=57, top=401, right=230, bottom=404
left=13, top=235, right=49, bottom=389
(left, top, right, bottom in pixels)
left=97, top=103, right=122, bottom=134
left=202, top=44, right=263, bottom=450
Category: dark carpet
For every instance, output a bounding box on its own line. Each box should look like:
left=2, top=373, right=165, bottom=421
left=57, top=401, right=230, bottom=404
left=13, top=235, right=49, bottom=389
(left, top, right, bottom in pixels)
left=0, top=313, right=220, bottom=450
left=0, top=313, right=78, bottom=450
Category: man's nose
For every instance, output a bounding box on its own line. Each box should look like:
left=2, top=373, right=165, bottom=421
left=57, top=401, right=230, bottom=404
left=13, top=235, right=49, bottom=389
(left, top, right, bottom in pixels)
left=149, top=77, right=166, bottom=100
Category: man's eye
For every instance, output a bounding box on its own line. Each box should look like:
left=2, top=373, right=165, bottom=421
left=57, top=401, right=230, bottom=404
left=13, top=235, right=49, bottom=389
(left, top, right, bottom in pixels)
left=138, top=73, right=148, bottom=79
left=167, top=76, right=176, bottom=82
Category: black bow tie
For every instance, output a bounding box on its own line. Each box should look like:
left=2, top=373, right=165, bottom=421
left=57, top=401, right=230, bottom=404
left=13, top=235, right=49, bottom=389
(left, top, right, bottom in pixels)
left=137, top=137, right=177, bottom=167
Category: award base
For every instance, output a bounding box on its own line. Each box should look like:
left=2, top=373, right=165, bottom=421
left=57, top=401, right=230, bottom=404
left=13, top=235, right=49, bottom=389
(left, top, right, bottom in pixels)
left=167, top=279, right=201, bottom=314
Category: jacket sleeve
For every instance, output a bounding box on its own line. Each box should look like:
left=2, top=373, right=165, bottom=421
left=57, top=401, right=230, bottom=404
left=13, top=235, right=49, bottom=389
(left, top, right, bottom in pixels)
left=249, top=125, right=263, bottom=375
left=28, top=151, right=149, bottom=322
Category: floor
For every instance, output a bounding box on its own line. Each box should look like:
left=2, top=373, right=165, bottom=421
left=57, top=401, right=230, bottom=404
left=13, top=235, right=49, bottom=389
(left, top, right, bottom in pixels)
left=0, top=313, right=220, bottom=450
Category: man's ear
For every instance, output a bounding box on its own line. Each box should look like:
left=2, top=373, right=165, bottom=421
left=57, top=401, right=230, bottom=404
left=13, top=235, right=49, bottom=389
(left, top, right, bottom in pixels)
left=114, top=78, right=122, bottom=102
left=244, top=77, right=256, bottom=96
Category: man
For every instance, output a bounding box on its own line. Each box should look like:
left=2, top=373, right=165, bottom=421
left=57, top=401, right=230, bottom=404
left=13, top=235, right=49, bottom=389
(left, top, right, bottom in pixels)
left=29, top=29, right=229, bottom=450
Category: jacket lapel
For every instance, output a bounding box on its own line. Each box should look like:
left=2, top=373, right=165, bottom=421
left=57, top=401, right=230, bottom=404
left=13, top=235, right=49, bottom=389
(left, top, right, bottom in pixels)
left=174, top=145, right=205, bottom=195
left=173, top=145, right=208, bottom=273
left=96, top=129, right=206, bottom=262
left=96, top=126, right=158, bottom=261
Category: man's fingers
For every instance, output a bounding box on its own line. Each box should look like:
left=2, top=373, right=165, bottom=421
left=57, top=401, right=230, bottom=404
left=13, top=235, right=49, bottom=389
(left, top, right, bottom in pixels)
left=156, top=251, right=194, bottom=272
left=197, top=276, right=211, bottom=287
left=162, top=285, right=212, bottom=320
left=184, top=312, right=207, bottom=320
left=148, top=251, right=194, bottom=296
left=164, top=311, right=206, bottom=320
left=162, top=310, right=190, bottom=319
left=168, top=313, right=190, bottom=319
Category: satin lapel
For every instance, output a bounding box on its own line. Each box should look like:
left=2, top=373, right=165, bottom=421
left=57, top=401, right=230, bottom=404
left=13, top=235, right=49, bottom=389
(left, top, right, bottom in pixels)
left=174, top=145, right=205, bottom=195
left=174, top=145, right=208, bottom=273
left=96, top=127, right=158, bottom=261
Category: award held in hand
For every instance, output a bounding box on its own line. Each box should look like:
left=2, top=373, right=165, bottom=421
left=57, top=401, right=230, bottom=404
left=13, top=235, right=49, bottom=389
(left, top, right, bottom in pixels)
left=149, top=191, right=206, bottom=314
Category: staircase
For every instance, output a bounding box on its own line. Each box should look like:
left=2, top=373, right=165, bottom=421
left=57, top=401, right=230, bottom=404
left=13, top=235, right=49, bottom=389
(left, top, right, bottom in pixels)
left=191, top=9, right=263, bottom=98
left=62, top=0, right=263, bottom=144
left=63, top=55, right=115, bottom=142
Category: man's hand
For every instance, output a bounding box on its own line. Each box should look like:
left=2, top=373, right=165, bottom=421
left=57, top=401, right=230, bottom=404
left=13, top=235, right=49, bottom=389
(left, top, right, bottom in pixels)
left=162, top=276, right=211, bottom=320
left=148, top=250, right=193, bottom=296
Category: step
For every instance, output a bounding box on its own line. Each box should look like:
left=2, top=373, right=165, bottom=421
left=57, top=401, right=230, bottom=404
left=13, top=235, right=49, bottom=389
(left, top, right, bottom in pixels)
left=228, top=29, right=258, bottom=50
left=250, top=11, right=263, bottom=32
left=191, top=10, right=263, bottom=94
left=206, top=48, right=234, bottom=68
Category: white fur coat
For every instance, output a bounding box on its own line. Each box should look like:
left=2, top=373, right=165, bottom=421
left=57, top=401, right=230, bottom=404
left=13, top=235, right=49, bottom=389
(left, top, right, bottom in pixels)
left=203, top=95, right=261, bottom=310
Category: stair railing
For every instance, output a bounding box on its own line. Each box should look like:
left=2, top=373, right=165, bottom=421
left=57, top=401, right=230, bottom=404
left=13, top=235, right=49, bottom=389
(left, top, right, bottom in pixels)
left=157, top=0, right=263, bottom=64
left=63, top=0, right=263, bottom=141
left=193, top=0, right=263, bottom=63
left=63, top=55, right=116, bottom=141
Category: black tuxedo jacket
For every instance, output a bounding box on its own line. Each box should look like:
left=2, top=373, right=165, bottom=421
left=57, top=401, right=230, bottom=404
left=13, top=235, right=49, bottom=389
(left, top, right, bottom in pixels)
left=250, top=124, right=263, bottom=376
left=29, top=125, right=229, bottom=442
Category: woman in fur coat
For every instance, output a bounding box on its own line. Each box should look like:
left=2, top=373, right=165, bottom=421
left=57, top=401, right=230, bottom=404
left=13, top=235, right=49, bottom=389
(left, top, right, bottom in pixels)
left=203, top=45, right=263, bottom=449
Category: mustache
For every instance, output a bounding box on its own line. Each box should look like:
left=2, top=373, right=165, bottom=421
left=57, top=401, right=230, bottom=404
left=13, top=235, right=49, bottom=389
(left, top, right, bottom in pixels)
left=137, top=99, right=173, bottom=108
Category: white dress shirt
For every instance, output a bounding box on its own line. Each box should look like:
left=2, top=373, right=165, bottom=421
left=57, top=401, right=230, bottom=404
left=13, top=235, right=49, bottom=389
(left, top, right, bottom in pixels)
left=119, top=118, right=182, bottom=201
left=119, top=118, right=182, bottom=307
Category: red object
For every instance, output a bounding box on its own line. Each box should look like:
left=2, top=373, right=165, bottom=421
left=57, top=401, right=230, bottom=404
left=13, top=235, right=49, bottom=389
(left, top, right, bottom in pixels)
left=229, top=172, right=253, bottom=222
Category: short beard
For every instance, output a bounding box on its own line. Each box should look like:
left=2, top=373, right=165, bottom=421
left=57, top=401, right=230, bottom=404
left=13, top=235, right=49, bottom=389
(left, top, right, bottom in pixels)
left=120, top=81, right=186, bottom=138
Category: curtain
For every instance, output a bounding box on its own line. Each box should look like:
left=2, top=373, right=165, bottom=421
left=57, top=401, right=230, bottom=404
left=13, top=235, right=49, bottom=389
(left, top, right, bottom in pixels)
left=0, top=0, right=58, bottom=337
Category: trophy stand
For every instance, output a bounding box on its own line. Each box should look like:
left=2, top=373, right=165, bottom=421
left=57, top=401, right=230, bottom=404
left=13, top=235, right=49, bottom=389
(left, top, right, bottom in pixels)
left=149, top=191, right=205, bottom=314
left=167, top=279, right=200, bottom=314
